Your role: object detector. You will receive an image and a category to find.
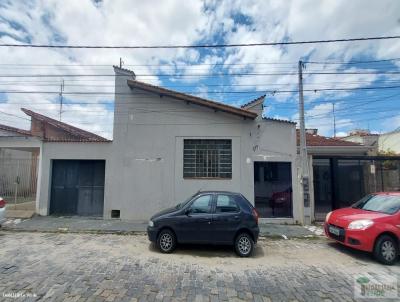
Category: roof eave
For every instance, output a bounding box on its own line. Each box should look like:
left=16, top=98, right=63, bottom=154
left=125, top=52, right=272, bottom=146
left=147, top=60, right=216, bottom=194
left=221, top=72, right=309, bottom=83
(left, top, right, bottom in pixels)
left=126, top=79, right=257, bottom=120
left=304, top=145, right=372, bottom=155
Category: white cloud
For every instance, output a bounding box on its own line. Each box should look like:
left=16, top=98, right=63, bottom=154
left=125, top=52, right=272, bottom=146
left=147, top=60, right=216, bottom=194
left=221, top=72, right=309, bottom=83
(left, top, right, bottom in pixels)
left=0, top=0, right=399, bottom=138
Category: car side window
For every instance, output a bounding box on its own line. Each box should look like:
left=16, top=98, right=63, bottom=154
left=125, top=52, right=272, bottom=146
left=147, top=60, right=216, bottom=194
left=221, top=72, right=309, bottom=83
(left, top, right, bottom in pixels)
left=188, top=195, right=213, bottom=214
left=216, top=195, right=240, bottom=213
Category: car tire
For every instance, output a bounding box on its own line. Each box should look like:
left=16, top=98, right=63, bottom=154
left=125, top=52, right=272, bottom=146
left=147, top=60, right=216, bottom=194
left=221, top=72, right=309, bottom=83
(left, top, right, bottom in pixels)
left=373, top=235, right=398, bottom=265
left=157, top=229, right=176, bottom=253
left=234, top=232, right=254, bottom=257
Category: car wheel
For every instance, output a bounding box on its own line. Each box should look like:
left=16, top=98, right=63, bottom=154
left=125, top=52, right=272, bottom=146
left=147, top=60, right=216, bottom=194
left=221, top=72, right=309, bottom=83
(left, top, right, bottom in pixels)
left=157, top=229, right=176, bottom=253
left=373, top=235, right=398, bottom=265
left=234, top=233, right=254, bottom=257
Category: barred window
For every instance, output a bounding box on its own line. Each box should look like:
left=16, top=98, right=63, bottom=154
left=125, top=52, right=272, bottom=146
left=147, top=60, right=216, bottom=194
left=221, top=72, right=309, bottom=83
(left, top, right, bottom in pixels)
left=183, top=139, right=232, bottom=179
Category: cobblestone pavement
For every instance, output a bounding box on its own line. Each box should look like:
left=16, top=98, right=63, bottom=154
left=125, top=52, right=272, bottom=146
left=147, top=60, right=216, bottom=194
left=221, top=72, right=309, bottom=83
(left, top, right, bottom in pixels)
left=0, top=231, right=398, bottom=301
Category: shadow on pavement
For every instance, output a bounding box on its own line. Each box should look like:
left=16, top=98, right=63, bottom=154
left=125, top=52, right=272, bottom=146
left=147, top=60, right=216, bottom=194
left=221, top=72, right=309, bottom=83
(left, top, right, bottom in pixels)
left=326, top=241, right=400, bottom=266
left=148, top=242, right=265, bottom=258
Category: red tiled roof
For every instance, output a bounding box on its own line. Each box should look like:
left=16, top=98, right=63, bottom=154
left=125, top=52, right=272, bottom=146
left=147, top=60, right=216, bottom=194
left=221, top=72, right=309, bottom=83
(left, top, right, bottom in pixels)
left=127, top=79, right=258, bottom=119
left=0, top=123, right=31, bottom=136
left=21, top=108, right=110, bottom=142
left=296, top=130, right=362, bottom=147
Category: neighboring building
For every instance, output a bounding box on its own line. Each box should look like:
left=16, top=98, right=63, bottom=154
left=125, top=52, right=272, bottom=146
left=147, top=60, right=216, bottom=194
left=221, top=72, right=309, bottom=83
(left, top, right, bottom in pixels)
left=302, top=129, right=400, bottom=221
left=341, top=129, right=379, bottom=153
left=378, top=129, right=400, bottom=154
left=0, top=123, right=37, bottom=202
left=0, top=110, right=110, bottom=214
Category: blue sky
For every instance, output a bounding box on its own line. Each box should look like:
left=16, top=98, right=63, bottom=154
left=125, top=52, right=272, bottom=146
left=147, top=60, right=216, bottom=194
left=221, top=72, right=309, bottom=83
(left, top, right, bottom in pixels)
left=0, top=0, right=399, bottom=138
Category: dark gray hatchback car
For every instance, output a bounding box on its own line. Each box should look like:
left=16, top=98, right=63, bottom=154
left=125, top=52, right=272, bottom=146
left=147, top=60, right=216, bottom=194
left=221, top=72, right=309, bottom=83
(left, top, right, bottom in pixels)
left=147, top=191, right=260, bottom=257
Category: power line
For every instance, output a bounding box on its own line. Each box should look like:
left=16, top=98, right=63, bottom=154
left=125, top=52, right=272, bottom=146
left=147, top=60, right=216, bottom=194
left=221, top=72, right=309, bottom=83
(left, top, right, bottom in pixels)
left=1, top=35, right=399, bottom=49
left=1, top=84, right=399, bottom=96
left=0, top=110, right=30, bottom=121
left=1, top=56, right=400, bottom=66
left=304, top=57, right=400, bottom=64
left=1, top=71, right=400, bottom=78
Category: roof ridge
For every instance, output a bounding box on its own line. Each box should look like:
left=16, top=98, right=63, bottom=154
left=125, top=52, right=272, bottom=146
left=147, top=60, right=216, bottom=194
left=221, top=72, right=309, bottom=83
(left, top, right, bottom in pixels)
left=113, top=65, right=136, bottom=77
left=241, top=95, right=266, bottom=109
left=296, top=129, right=363, bottom=147
left=21, top=108, right=110, bottom=142
left=127, top=79, right=258, bottom=119
left=0, top=123, right=31, bottom=136
left=262, top=117, right=296, bottom=124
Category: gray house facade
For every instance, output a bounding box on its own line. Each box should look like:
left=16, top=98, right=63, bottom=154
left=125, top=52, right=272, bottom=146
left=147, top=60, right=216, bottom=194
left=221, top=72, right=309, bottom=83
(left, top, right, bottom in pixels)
left=1, top=66, right=301, bottom=224
left=105, top=67, right=299, bottom=223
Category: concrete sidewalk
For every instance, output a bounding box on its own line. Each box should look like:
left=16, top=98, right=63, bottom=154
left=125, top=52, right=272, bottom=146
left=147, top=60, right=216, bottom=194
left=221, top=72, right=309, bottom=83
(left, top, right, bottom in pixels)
left=0, top=216, right=321, bottom=238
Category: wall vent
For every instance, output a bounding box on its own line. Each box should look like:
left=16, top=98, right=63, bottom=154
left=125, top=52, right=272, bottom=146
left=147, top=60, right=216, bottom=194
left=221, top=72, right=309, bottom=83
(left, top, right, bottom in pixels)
left=111, top=210, right=120, bottom=219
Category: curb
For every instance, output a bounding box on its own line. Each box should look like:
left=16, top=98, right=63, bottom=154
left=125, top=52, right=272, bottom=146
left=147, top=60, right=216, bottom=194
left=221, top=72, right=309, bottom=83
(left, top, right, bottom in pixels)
left=0, top=227, right=325, bottom=240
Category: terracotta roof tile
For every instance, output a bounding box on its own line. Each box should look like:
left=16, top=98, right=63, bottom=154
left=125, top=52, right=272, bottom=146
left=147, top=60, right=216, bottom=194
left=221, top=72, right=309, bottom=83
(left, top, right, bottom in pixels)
left=127, top=79, right=258, bottom=119
left=0, top=123, right=31, bottom=136
left=21, top=108, right=110, bottom=142
left=296, top=130, right=362, bottom=147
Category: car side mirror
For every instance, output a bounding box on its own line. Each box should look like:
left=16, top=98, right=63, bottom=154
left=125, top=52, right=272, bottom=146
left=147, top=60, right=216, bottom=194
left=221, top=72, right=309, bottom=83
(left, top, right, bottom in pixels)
left=185, top=208, right=192, bottom=216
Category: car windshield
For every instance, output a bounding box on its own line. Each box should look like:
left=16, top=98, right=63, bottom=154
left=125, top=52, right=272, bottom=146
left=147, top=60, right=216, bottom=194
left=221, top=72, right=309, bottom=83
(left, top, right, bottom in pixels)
left=175, top=193, right=197, bottom=209
left=352, top=194, right=400, bottom=214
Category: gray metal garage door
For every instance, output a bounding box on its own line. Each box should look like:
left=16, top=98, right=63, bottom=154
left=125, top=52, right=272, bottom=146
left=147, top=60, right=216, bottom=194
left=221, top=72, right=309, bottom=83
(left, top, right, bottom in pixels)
left=50, top=160, right=105, bottom=216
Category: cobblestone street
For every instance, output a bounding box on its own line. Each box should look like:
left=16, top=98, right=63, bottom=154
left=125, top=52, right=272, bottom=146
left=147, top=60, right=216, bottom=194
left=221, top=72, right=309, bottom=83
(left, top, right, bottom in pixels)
left=0, top=231, right=398, bottom=301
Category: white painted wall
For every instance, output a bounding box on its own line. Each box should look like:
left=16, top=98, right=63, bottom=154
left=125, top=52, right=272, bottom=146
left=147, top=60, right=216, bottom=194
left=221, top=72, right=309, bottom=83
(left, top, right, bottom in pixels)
left=379, top=131, right=400, bottom=153
left=102, top=71, right=299, bottom=223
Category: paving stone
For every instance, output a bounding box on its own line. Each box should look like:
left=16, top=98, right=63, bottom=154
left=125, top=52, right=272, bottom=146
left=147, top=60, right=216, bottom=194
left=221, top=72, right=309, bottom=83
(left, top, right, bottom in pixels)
left=0, top=232, right=398, bottom=302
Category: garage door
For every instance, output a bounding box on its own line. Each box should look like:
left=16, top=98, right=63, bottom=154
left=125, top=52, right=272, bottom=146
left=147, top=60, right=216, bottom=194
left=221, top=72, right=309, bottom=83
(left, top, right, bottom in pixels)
left=50, top=160, right=105, bottom=216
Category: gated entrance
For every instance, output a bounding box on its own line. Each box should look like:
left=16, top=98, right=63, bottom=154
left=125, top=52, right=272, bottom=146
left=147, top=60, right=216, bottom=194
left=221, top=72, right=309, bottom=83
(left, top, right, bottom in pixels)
left=50, top=160, right=105, bottom=216
left=313, top=156, right=400, bottom=221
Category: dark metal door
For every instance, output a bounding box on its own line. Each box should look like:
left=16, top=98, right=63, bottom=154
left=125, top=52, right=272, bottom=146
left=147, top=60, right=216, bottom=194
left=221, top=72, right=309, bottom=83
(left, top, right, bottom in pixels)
left=50, top=160, right=105, bottom=216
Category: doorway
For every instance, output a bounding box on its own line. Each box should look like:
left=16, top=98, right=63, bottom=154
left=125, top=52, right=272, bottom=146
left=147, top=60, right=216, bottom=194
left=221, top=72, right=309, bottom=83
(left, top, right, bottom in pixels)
left=254, top=162, right=293, bottom=218
left=50, top=160, right=105, bottom=216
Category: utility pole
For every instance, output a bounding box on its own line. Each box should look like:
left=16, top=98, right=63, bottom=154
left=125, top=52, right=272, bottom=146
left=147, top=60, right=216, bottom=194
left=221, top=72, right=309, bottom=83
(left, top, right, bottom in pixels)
left=59, top=79, right=64, bottom=121
left=119, top=57, right=124, bottom=68
left=298, top=60, right=310, bottom=224
left=332, top=102, right=336, bottom=137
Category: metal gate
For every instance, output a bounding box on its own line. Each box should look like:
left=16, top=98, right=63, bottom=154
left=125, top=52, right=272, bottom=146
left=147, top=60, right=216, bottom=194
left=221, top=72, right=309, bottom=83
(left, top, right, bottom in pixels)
left=0, top=157, right=38, bottom=205
left=50, top=160, right=105, bottom=216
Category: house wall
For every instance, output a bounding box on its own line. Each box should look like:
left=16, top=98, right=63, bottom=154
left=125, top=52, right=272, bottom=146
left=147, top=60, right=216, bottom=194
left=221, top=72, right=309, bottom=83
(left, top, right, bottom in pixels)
left=379, top=131, right=400, bottom=153
left=103, top=72, right=299, bottom=223
left=31, top=119, right=80, bottom=140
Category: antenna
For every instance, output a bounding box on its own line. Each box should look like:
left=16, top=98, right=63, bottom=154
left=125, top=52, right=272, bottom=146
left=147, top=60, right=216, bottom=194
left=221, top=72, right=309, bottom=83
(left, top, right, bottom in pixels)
left=59, top=79, right=64, bottom=121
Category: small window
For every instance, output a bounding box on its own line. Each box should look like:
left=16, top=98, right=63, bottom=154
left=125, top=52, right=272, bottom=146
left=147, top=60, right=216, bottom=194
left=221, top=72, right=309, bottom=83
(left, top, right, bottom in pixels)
left=216, top=195, right=239, bottom=213
left=183, top=139, right=232, bottom=179
left=189, top=195, right=213, bottom=214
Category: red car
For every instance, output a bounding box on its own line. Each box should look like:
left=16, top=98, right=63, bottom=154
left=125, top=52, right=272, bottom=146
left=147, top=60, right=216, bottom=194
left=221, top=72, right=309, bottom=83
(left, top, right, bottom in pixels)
left=325, top=192, right=400, bottom=265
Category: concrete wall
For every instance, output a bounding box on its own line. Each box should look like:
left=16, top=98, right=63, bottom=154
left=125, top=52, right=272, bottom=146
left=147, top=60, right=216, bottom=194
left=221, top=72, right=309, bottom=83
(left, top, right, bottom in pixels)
left=379, top=131, right=400, bottom=153
left=103, top=71, right=299, bottom=223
